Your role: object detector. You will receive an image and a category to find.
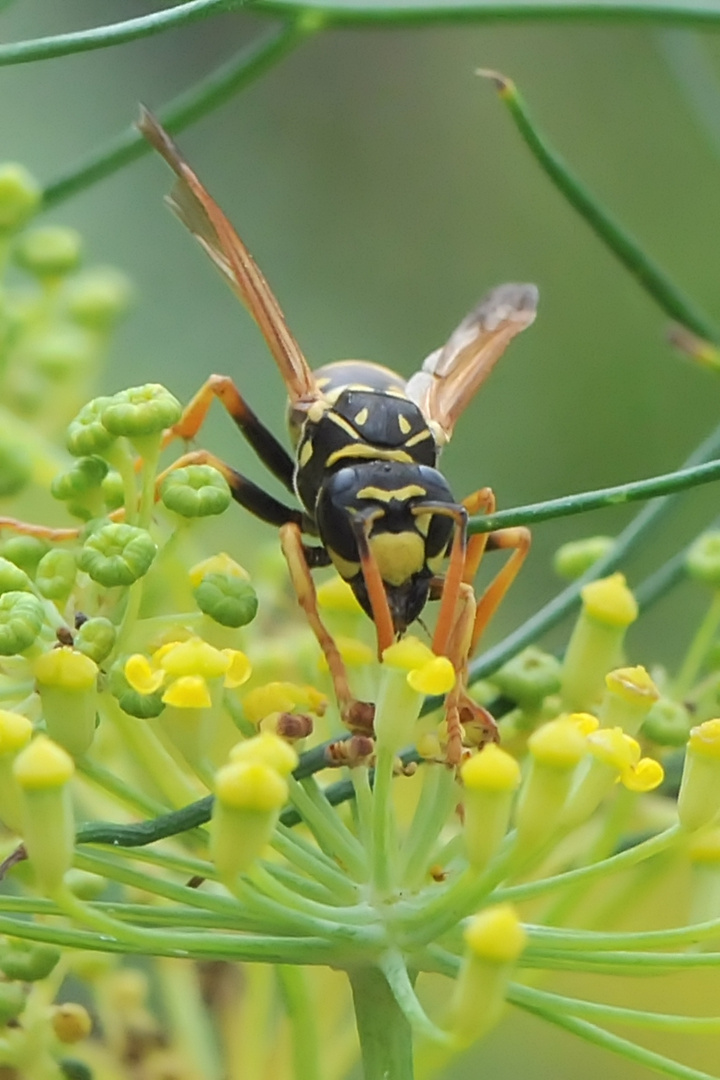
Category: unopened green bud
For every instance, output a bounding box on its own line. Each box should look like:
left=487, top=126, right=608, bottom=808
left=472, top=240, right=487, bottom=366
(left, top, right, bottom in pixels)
left=14, top=226, right=82, bottom=278
left=66, top=396, right=116, bottom=457
left=687, top=532, right=720, bottom=588
left=65, top=267, right=133, bottom=330
left=51, top=456, right=108, bottom=502
left=102, top=384, right=181, bottom=440
left=0, top=591, right=44, bottom=654
left=24, top=326, right=94, bottom=380
left=491, top=647, right=561, bottom=707
left=678, top=718, right=720, bottom=831
left=0, top=557, right=31, bottom=594
left=0, top=164, right=41, bottom=232
left=0, top=941, right=61, bottom=981
left=109, top=658, right=165, bottom=718
left=1, top=536, right=49, bottom=573
left=34, top=647, right=98, bottom=756
left=554, top=536, right=615, bottom=580
left=74, top=616, right=116, bottom=664
left=161, top=465, right=231, bottom=519
left=78, top=523, right=156, bottom=587
left=51, top=1002, right=92, bottom=1044
left=194, top=572, right=258, bottom=627
left=0, top=982, right=27, bottom=1025
left=35, top=549, right=77, bottom=601
left=101, top=469, right=124, bottom=510
left=0, top=440, right=32, bottom=497
left=641, top=698, right=691, bottom=747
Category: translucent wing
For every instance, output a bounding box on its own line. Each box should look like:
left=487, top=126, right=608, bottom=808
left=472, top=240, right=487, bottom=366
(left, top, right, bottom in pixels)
left=406, top=283, right=538, bottom=443
left=138, top=108, right=318, bottom=407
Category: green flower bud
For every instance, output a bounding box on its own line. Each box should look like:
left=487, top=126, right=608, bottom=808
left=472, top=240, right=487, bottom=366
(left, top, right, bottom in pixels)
left=78, top=524, right=156, bottom=587
left=51, top=456, right=108, bottom=502
left=35, top=549, right=77, bottom=601
left=0, top=592, right=44, bottom=655
left=491, top=647, right=561, bottom=707
left=1, top=536, right=49, bottom=573
left=66, top=396, right=116, bottom=457
left=59, top=1059, right=93, bottom=1080
left=641, top=698, right=691, bottom=747
left=0, top=941, right=61, bottom=981
left=0, top=440, right=32, bottom=497
left=108, top=658, right=165, bottom=718
left=51, top=1002, right=92, bottom=1044
left=0, top=164, right=41, bottom=232
left=101, top=469, right=124, bottom=510
left=687, top=532, right=720, bottom=588
left=74, top=616, right=116, bottom=664
left=0, top=557, right=31, bottom=594
left=161, top=465, right=232, bottom=519
left=13, top=226, right=82, bottom=279
left=101, top=384, right=182, bottom=439
left=553, top=536, right=615, bottom=580
left=0, top=981, right=27, bottom=1026
left=65, top=267, right=133, bottom=330
left=193, top=573, right=258, bottom=627
left=22, top=326, right=94, bottom=381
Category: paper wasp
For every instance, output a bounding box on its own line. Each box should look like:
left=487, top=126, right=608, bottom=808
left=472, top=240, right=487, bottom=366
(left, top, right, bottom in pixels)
left=139, top=110, right=537, bottom=755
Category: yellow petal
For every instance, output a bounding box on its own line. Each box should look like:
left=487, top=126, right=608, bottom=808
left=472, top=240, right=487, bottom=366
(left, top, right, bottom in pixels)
left=162, top=675, right=212, bottom=709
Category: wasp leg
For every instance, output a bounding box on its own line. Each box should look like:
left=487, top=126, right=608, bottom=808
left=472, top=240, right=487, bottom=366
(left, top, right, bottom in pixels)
left=279, top=522, right=374, bottom=735
left=0, top=518, right=82, bottom=541
left=351, top=512, right=395, bottom=657
left=156, top=449, right=308, bottom=530
left=162, top=374, right=296, bottom=492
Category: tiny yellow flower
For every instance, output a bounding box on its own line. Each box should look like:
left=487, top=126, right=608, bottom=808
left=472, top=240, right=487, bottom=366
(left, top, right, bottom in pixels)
left=316, top=574, right=364, bottom=614
left=461, top=744, right=521, bottom=793
left=688, top=718, right=720, bottom=760
left=568, top=712, right=599, bottom=735
left=215, top=760, right=288, bottom=812
left=125, top=654, right=165, bottom=695
left=528, top=717, right=588, bottom=769
left=0, top=710, right=33, bottom=755
left=464, top=904, right=527, bottom=963
left=581, top=573, right=638, bottom=627
left=34, top=648, right=97, bottom=691
left=242, top=682, right=327, bottom=726
left=230, top=732, right=299, bottom=776
left=605, top=665, right=659, bottom=706
left=189, top=552, right=250, bottom=588
left=318, top=636, right=374, bottom=670
left=221, top=649, right=252, bottom=689
left=383, top=636, right=455, bottom=695
left=622, top=757, right=664, bottom=793
left=156, top=637, right=229, bottom=680
left=162, top=676, right=212, bottom=709
left=13, top=735, right=74, bottom=790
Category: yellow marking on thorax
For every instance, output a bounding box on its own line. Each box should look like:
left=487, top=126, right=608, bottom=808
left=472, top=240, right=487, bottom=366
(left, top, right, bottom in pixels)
left=326, top=445, right=414, bottom=467
left=369, top=531, right=425, bottom=587
left=327, top=550, right=361, bottom=581
left=356, top=484, right=427, bottom=504
left=404, top=429, right=433, bottom=448
left=327, top=412, right=361, bottom=440
left=398, top=414, right=412, bottom=435
left=354, top=407, right=369, bottom=426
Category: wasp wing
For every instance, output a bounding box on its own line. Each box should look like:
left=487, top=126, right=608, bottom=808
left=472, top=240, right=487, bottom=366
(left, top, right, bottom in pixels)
left=138, top=108, right=318, bottom=406
left=406, top=283, right=538, bottom=443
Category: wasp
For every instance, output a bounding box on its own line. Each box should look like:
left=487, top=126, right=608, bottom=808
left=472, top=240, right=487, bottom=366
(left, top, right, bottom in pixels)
left=139, top=110, right=537, bottom=755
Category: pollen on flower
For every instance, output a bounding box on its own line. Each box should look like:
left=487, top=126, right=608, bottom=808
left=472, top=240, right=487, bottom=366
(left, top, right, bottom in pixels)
left=215, top=760, right=288, bottom=812
left=156, top=637, right=230, bottom=680
left=242, top=682, right=327, bottom=726
left=161, top=676, right=212, bottom=709
left=13, top=735, right=74, bottom=789
left=605, top=665, right=659, bottom=705
left=581, top=573, right=638, bottom=627
left=407, top=656, right=455, bottom=695
left=621, top=756, right=664, bottom=792
left=461, top=744, right=521, bottom=793
left=189, top=552, right=250, bottom=588
left=382, top=636, right=436, bottom=672
left=463, top=904, right=527, bottom=963
left=124, top=654, right=165, bottom=695
left=688, top=718, right=720, bottom=760
left=229, top=733, right=299, bottom=776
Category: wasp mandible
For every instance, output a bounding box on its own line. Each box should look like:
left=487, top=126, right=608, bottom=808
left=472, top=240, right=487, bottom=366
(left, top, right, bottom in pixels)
left=139, top=110, right=538, bottom=754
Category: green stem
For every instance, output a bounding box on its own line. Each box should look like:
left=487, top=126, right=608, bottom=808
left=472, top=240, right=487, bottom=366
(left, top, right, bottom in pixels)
left=42, top=20, right=307, bottom=208
left=253, top=0, right=720, bottom=23
left=513, top=999, right=720, bottom=1080
left=371, top=743, right=397, bottom=896
left=481, top=68, right=719, bottom=341
left=508, top=983, right=720, bottom=1030
left=469, top=457, right=720, bottom=535
left=277, top=966, right=323, bottom=1080
left=380, top=950, right=452, bottom=1045
left=674, top=588, right=720, bottom=696
left=0, top=0, right=232, bottom=66
left=348, top=965, right=415, bottom=1080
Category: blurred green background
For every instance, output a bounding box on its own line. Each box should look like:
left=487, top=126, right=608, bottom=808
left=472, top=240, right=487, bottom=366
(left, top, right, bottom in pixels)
left=4, top=5, right=720, bottom=1074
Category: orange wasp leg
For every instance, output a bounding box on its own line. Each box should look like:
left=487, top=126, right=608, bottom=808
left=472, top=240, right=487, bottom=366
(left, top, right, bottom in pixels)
left=469, top=525, right=531, bottom=657
left=0, top=518, right=81, bottom=542
left=279, top=522, right=373, bottom=735
left=352, top=513, right=396, bottom=658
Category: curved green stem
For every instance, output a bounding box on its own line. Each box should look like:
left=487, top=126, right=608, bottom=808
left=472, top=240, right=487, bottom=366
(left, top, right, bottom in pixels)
left=43, top=20, right=307, bottom=208
left=509, top=983, right=720, bottom=1031
left=480, top=68, right=719, bottom=341
left=0, top=0, right=232, bottom=67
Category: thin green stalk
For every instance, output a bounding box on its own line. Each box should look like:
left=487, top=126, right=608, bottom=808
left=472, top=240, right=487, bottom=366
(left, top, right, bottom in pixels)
left=288, top=776, right=367, bottom=880
left=371, top=743, right=397, bottom=896
left=274, top=823, right=361, bottom=901
left=522, top=948, right=720, bottom=972
left=380, top=950, right=452, bottom=1045
left=468, top=418, right=720, bottom=682
left=674, top=588, right=720, bottom=695
left=513, top=999, right=720, bottom=1080
left=399, top=765, right=458, bottom=890
left=508, top=984, right=720, bottom=1031
left=43, top=20, right=307, bottom=208
left=0, top=0, right=232, bottom=67
left=469, top=457, right=720, bottom=535
left=480, top=68, right=719, bottom=341
left=277, top=966, right=322, bottom=1080
left=528, top=915, right=720, bottom=952
left=76, top=756, right=171, bottom=819
left=348, top=965, right=415, bottom=1080
left=254, top=0, right=720, bottom=23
